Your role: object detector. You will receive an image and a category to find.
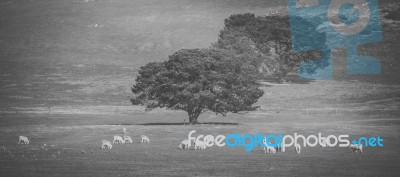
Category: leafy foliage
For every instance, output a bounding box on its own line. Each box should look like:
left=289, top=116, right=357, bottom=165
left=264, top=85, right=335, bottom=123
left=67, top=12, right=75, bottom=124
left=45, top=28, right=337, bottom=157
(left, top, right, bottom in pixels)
left=213, top=13, right=327, bottom=82
left=131, top=49, right=264, bottom=123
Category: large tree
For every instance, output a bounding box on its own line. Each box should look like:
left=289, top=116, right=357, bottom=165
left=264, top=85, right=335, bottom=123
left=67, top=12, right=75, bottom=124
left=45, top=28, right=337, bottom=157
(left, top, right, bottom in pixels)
left=131, top=49, right=264, bottom=124
left=213, top=13, right=327, bottom=82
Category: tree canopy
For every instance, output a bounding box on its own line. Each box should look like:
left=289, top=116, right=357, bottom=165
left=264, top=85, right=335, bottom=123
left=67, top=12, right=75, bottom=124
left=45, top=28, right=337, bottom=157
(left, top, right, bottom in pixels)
left=131, top=49, right=264, bottom=124
left=213, top=13, right=327, bottom=82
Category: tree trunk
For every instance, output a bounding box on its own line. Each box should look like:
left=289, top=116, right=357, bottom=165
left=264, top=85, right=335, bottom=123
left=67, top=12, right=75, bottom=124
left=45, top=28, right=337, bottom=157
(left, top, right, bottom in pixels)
left=188, top=115, right=199, bottom=124
left=188, top=111, right=201, bottom=124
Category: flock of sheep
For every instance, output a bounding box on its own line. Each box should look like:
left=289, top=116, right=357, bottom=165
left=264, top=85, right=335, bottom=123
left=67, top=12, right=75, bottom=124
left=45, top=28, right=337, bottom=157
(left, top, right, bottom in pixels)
left=7, top=128, right=152, bottom=161
left=178, top=139, right=206, bottom=150
left=177, top=136, right=363, bottom=154
left=101, top=128, right=150, bottom=149
left=262, top=137, right=362, bottom=154
left=177, top=136, right=307, bottom=153
left=17, top=128, right=151, bottom=152
left=16, top=131, right=363, bottom=155
left=178, top=134, right=216, bottom=150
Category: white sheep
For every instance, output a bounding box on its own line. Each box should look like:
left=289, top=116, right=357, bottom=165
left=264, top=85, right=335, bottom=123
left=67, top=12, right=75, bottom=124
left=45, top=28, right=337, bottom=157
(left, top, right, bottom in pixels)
left=102, top=140, right=112, bottom=149
left=262, top=138, right=276, bottom=154
left=122, top=128, right=127, bottom=134
left=203, top=136, right=214, bottom=147
left=295, top=144, right=301, bottom=154
left=194, top=140, right=206, bottom=150
left=350, top=143, right=363, bottom=153
left=124, top=135, right=133, bottom=144
left=265, top=145, right=276, bottom=154
left=141, top=135, right=150, bottom=143
left=179, top=140, right=191, bottom=149
left=113, top=135, right=125, bottom=144
left=18, top=136, right=30, bottom=144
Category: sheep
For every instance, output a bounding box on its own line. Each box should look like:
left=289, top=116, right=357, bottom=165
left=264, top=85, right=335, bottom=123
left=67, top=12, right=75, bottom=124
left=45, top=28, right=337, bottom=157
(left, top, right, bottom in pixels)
left=124, top=135, right=133, bottom=144
left=295, top=144, right=301, bottom=154
left=203, top=136, right=214, bottom=147
left=113, top=135, right=125, bottom=144
left=122, top=127, right=127, bottom=134
left=262, top=138, right=276, bottom=154
left=350, top=143, right=363, bottom=153
left=18, top=136, right=30, bottom=145
left=194, top=140, right=206, bottom=150
left=141, top=135, right=150, bottom=143
left=179, top=140, right=190, bottom=149
left=265, top=145, right=276, bottom=154
left=102, top=140, right=112, bottom=149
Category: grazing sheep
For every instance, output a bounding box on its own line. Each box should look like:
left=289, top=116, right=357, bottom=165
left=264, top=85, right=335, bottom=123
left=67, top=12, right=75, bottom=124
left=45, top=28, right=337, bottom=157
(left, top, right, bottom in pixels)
left=102, top=140, right=112, bottom=149
left=113, top=135, right=125, bottom=144
left=124, top=135, right=133, bottom=144
left=262, top=138, right=276, bottom=154
left=203, top=136, right=214, bottom=146
left=18, top=136, right=30, bottom=144
left=295, top=144, right=301, bottom=154
left=350, top=144, right=363, bottom=153
left=265, top=145, right=276, bottom=154
left=141, top=135, right=150, bottom=143
left=194, top=141, right=206, bottom=150
left=179, top=140, right=190, bottom=149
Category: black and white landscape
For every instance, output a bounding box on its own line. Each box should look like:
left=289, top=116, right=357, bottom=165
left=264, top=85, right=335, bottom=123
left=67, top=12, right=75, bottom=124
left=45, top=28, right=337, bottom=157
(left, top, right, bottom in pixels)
left=0, top=0, right=400, bottom=176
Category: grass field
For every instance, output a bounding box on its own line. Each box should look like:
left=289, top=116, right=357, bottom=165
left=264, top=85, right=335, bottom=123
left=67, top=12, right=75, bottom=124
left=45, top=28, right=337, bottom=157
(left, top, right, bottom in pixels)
left=1, top=80, right=400, bottom=177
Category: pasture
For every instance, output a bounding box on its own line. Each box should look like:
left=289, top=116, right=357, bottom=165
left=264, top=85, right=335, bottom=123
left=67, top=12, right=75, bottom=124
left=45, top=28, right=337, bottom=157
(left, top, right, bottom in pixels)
left=1, top=81, right=399, bottom=177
